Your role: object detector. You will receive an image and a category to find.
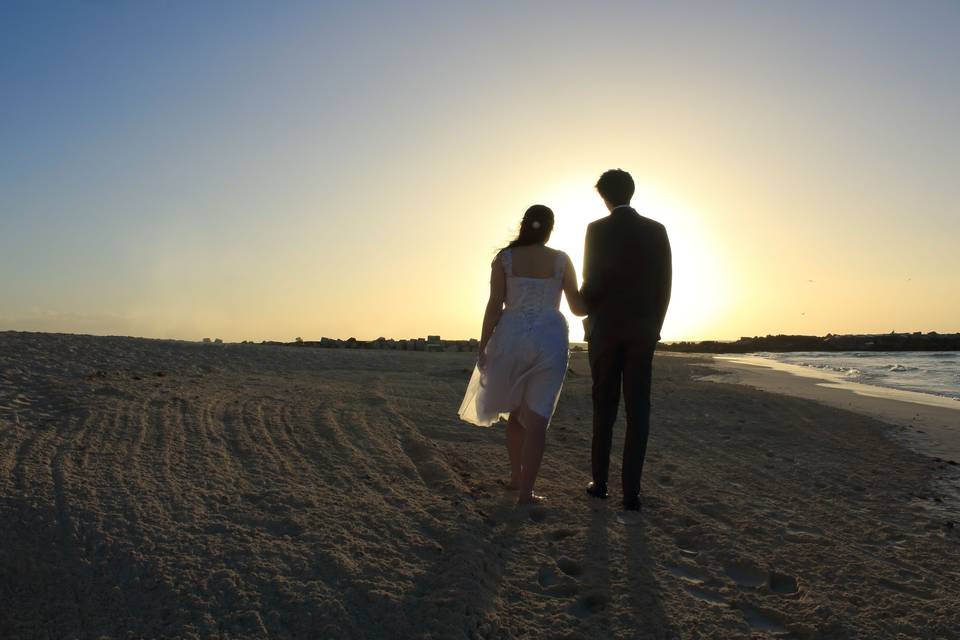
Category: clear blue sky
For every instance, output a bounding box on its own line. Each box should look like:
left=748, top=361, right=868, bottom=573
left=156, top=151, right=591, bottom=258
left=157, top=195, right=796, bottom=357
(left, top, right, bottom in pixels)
left=2, top=1, right=959, bottom=340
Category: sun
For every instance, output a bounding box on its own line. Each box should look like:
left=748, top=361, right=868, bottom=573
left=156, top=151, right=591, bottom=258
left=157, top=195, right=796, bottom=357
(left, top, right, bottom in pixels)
left=538, top=179, right=731, bottom=342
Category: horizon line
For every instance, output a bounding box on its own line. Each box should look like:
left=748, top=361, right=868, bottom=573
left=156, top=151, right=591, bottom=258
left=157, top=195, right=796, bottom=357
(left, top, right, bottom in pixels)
left=4, top=327, right=960, bottom=345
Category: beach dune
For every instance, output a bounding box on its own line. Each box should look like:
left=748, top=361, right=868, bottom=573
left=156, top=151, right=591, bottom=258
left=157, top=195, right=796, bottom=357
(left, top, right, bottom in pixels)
left=1, top=332, right=958, bottom=639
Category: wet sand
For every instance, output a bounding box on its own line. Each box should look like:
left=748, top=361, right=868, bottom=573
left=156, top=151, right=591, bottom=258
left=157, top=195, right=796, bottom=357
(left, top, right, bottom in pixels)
left=1, top=332, right=958, bottom=639
left=705, top=354, right=960, bottom=463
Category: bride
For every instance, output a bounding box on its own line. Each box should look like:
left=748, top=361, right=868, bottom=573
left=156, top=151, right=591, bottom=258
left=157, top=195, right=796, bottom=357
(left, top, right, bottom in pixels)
left=459, top=204, right=587, bottom=505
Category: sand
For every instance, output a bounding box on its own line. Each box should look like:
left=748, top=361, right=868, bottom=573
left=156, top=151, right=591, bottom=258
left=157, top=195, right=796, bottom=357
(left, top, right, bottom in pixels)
left=1, top=332, right=958, bottom=639
left=705, top=355, right=960, bottom=464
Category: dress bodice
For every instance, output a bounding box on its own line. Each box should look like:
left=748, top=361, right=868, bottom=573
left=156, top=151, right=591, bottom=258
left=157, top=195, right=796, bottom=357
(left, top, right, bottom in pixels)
left=500, top=248, right=566, bottom=322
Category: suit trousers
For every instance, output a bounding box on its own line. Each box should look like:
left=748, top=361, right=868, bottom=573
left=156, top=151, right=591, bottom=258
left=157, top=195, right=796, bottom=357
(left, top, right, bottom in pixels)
left=588, top=334, right=656, bottom=498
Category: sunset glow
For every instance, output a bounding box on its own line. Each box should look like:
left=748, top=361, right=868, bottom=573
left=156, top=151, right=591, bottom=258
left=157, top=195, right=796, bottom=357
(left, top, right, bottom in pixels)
left=2, top=2, right=958, bottom=342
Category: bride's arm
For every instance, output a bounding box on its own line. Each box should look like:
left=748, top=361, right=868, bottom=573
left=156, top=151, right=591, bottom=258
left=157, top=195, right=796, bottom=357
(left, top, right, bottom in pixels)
left=562, top=254, right=588, bottom=317
left=478, top=257, right=507, bottom=366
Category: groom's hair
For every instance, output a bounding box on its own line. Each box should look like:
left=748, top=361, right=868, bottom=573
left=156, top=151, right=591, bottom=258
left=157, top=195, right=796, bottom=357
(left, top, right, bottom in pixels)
left=596, top=169, right=634, bottom=206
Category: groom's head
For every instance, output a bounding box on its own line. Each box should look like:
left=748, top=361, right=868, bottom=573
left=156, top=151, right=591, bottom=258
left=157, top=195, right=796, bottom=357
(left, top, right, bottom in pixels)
left=596, top=169, right=634, bottom=210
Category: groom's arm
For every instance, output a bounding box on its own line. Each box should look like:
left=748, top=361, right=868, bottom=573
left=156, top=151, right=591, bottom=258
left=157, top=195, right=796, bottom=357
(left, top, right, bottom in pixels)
left=656, top=227, right=673, bottom=334
left=580, top=222, right=601, bottom=311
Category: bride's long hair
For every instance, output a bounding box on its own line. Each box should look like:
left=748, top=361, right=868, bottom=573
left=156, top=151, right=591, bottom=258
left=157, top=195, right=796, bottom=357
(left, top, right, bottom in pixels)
left=505, top=205, right=554, bottom=249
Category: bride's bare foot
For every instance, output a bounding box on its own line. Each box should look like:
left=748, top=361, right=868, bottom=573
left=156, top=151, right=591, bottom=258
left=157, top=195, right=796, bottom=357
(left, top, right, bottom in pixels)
left=517, top=493, right=546, bottom=506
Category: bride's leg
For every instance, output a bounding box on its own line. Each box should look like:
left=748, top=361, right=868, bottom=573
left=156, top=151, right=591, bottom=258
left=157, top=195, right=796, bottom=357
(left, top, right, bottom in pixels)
left=517, top=406, right=549, bottom=504
left=506, top=412, right=524, bottom=489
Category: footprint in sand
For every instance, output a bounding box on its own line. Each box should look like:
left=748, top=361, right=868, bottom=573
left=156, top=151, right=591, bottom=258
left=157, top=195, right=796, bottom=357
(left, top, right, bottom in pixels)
left=544, top=581, right=579, bottom=597
left=528, top=505, right=548, bottom=523
left=683, top=585, right=726, bottom=606
left=547, top=528, right=576, bottom=541
left=695, top=502, right=734, bottom=526
left=538, top=563, right=580, bottom=597
left=571, top=592, right=608, bottom=617
left=769, top=572, right=799, bottom=595
left=556, top=557, right=583, bottom=577
left=724, top=557, right=801, bottom=596
left=537, top=565, right=559, bottom=588
left=724, top=559, right=768, bottom=588
left=674, top=531, right=704, bottom=557
left=737, top=604, right=792, bottom=635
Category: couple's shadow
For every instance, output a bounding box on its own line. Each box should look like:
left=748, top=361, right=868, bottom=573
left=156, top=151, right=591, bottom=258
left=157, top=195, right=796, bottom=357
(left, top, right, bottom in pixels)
left=580, top=503, right=678, bottom=639
left=393, top=491, right=676, bottom=638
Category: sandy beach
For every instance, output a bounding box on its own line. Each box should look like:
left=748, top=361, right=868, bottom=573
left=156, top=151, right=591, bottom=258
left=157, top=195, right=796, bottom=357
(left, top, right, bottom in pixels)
left=704, top=356, right=960, bottom=465
left=1, top=332, right=959, bottom=639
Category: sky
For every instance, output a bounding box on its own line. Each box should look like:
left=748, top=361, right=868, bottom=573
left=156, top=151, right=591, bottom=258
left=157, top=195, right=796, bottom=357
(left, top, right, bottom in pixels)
left=1, top=1, right=958, bottom=342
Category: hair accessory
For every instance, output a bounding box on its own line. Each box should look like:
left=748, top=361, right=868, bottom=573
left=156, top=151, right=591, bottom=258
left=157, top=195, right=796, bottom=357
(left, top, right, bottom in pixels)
left=531, top=220, right=542, bottom=229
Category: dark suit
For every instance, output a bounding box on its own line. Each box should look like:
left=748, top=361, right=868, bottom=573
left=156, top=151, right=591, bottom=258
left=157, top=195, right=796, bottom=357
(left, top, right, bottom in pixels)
left=581, top=206, right=671, bottom=500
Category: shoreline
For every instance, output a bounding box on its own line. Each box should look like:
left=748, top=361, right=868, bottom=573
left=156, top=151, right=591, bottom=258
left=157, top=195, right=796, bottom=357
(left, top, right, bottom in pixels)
left=698, top=353, right=960, bottom=463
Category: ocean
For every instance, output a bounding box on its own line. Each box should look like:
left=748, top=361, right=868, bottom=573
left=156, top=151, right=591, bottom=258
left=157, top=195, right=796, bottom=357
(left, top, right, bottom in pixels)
left=754, top=351, right=960, bottom=402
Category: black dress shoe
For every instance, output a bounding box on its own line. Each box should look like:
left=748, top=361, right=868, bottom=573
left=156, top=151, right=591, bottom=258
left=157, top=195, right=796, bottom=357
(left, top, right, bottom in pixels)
left=586, top=482, right=608, bottom=499
left=622, top=495, right=642, bottom=511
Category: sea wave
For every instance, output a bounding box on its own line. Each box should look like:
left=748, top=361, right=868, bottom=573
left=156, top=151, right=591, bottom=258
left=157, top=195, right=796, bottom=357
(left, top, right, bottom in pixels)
left=759, top=351, right=960, bottom=401
left=886, top=364, right=919, bottom=372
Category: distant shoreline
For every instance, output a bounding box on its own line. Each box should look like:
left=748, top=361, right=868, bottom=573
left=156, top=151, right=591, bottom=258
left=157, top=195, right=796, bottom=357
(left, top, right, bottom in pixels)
left=659, top=332, right=960, bottom=353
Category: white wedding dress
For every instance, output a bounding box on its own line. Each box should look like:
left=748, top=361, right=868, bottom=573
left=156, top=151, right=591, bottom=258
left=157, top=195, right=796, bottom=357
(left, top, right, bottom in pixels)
left=458, top=248, right=570, bottom=426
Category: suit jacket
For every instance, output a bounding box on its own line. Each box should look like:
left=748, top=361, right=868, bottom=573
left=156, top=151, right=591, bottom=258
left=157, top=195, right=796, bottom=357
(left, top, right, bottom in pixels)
left=581, top=206, right=672, bottom=342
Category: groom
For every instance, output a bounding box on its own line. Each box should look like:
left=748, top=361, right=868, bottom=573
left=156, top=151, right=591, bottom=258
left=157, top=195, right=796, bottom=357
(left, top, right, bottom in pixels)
left=580, top=169, right=672, bottom=511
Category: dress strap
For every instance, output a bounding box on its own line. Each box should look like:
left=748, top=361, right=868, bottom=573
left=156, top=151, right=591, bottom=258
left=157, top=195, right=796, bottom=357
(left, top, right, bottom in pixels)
left=553, top=251, right=566, bottom=280
left=499, top=248, right=513, bottom=276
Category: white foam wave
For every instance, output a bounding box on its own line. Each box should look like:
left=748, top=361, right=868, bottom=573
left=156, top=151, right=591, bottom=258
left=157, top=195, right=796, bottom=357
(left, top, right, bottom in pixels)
left=760, top=351, right=960, bottom=401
